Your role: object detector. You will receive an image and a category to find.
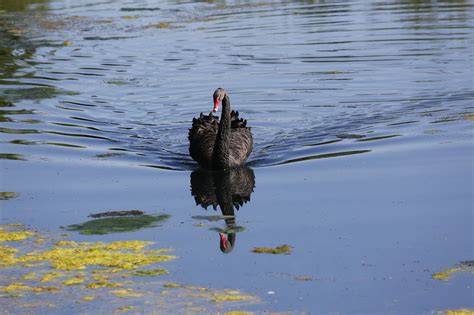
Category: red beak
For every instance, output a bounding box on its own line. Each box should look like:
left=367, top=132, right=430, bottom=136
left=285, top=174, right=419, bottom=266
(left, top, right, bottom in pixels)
left=219, top=233, right=227, bottom=250
left=213, top=97, right=220, bottom=112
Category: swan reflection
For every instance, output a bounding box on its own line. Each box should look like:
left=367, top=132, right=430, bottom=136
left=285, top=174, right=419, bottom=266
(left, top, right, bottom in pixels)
left=190, top=167, right=255, bottom=253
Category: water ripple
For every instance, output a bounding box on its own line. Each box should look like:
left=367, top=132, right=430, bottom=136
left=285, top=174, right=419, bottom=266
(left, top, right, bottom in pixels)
left=0, top=0, right=473, bottom=170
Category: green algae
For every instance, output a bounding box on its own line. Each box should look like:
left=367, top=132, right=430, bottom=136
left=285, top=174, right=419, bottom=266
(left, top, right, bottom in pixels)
left=64, top=214, right=170, bottom=235
left=0, top=231, right=33, bottom=242
left=294, top=275, right=313, bottom=281
left=187, top=291, right=257, bottom=304
left=115, top=305, right=135, bottom=313
left=0, top=282, right=59, bottom=293
left=0, top=224, right=260, bottom=312
left=432, top=261, right=474, bottom=281
left=251, top=245, right=292, bottom=255
left=111, top=288, right=144, bottom=297
left=132, top=268, right=169, bottom=277
left=145, top=22, right=175, bottom=29
left=19, top=241, right=176, bottom=271
left=62, top=276, right=85, bottom=285
left=0, top=192, right=17, bottom=200
left=442, top=310, right=474, bottom=315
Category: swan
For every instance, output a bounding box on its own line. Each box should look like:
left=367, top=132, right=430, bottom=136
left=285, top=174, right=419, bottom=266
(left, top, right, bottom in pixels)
left=189, top=88, right=253, bottom=169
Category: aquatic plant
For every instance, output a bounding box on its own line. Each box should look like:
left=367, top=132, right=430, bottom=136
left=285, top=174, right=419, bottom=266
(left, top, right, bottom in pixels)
left=0, top=192, right=17, bottom=200
left=63, top=214, right=170, bottom=235
left=251, top=245, right=292, bottom=255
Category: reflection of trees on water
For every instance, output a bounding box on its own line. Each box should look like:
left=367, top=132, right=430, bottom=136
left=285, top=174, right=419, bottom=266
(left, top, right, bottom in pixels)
left=190, top=167, right=255, bottom=253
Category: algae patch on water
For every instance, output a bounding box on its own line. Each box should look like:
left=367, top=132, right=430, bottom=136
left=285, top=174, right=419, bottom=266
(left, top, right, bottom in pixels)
left=63, top=214, right=170, bottom=235
left=0, top=224, right=259, bottom=312
left=441, top=309, right=474, bottom=315
left=251, top=245, right=292, bottom=255
left=0, top=282, right=59, bottom=293
left=111, top=288, right=144, bottom=298
left=0, top=192, right=17, bottom=200
left=132, top=268, right=169, bottom=277
left=432, top=261, right=474, bottom=281
left=20, top=240, right=176, bottom=271
left=0, top=224, right=33, bottom=245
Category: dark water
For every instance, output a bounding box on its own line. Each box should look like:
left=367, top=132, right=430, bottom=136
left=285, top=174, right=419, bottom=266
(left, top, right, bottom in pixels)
left=0, top=0, right=473, bottom=313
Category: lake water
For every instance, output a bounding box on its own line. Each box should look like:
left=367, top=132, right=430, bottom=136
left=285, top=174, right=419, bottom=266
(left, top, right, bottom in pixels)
left=0, top=0, right=473, bottom=313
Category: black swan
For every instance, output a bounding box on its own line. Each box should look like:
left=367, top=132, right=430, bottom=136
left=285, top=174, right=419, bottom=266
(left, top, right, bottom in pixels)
left=190, top=167, right=255, bottom=253
left=189, top=88, right=253, bottom=169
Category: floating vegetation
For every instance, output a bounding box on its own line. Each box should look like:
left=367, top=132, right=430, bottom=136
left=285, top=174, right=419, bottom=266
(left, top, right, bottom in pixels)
left=432, top=261, right=474, bottom=281
left=111, top=288, right=144, bottom=298
left=442, top=309, right=474, bottom=315
left=132, top=268, right=169, bottom=277
left=294, top=275, right=313, bottom=281
left=62, top=276, right=86, bottom=285
left=121, top=15, right=139, bottom=20
left=0, top=230, right=33, bottom=242
left=40, top=271, right=64, bottom=283
left=0, top=192, right=17, bottom=200
left=251, top=245, right=292, bottom=255
left=63, top=214, right=170, bottom=235
left=89, top=210, right=144, bottom=218
left=0, top=282, right=59, bottom=293
left=0, top=224, right=259, bottom=312
left=0, top=153, right=26, bottom=161
left=105, top=80, right=129, bottom=86
left=20, top=241, right=176, bottom=271
left=192, top=215, right=234, bottom=222
left=187, top=291, right=257, bottom=304
left=144, top=22, right=176, bottom=29
left=464, top=115, right=474, bottom=121
left=115, top=306, right=136, bottom=313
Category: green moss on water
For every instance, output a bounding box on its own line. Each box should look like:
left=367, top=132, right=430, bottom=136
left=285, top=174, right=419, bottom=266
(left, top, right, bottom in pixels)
left=0, top=153, right=26, bottom=161
left=432, top=261, right=474, bottom=281
left=64, top=214, right=170, bottom=235
left=145, top=22, right=174, bottom=29
left=251, top=245, right=292, bottom=255
left=132, top=268, right=169, bottom=277
left=0, top=192, right=17, bottom=200
left=442, top=310, right=474, bottom=315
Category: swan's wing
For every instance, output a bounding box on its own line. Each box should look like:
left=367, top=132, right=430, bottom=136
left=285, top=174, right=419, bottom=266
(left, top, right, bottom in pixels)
left=230, top=110, right=247, bottom=128
left=189, top=113, right=218, bottom=168
left=229, top=127, right=253, bottom=167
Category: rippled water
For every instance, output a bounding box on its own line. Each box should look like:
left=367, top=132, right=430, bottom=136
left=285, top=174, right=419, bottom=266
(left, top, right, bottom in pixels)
left=1, top=0, right=473, bottom=313
left=1, top=0, right=472, bottom=170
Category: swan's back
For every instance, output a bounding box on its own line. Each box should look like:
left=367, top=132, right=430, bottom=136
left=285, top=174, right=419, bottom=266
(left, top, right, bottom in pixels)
left=188, top=111, right=252, bottom=169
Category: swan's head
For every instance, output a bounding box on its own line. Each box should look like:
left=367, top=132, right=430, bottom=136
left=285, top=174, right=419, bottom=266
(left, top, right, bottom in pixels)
left=213, top=87, right=226, bottom=112
left=219, top=232, right=235, bottom=253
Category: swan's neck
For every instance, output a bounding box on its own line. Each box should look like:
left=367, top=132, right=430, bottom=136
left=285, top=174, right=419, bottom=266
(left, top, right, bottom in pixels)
left=214, top=94, right=231, bottom=169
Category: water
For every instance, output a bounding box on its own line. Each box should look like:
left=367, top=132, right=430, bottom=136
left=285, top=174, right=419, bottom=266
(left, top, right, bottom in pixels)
left=0, top=0, right=473, bottom=313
